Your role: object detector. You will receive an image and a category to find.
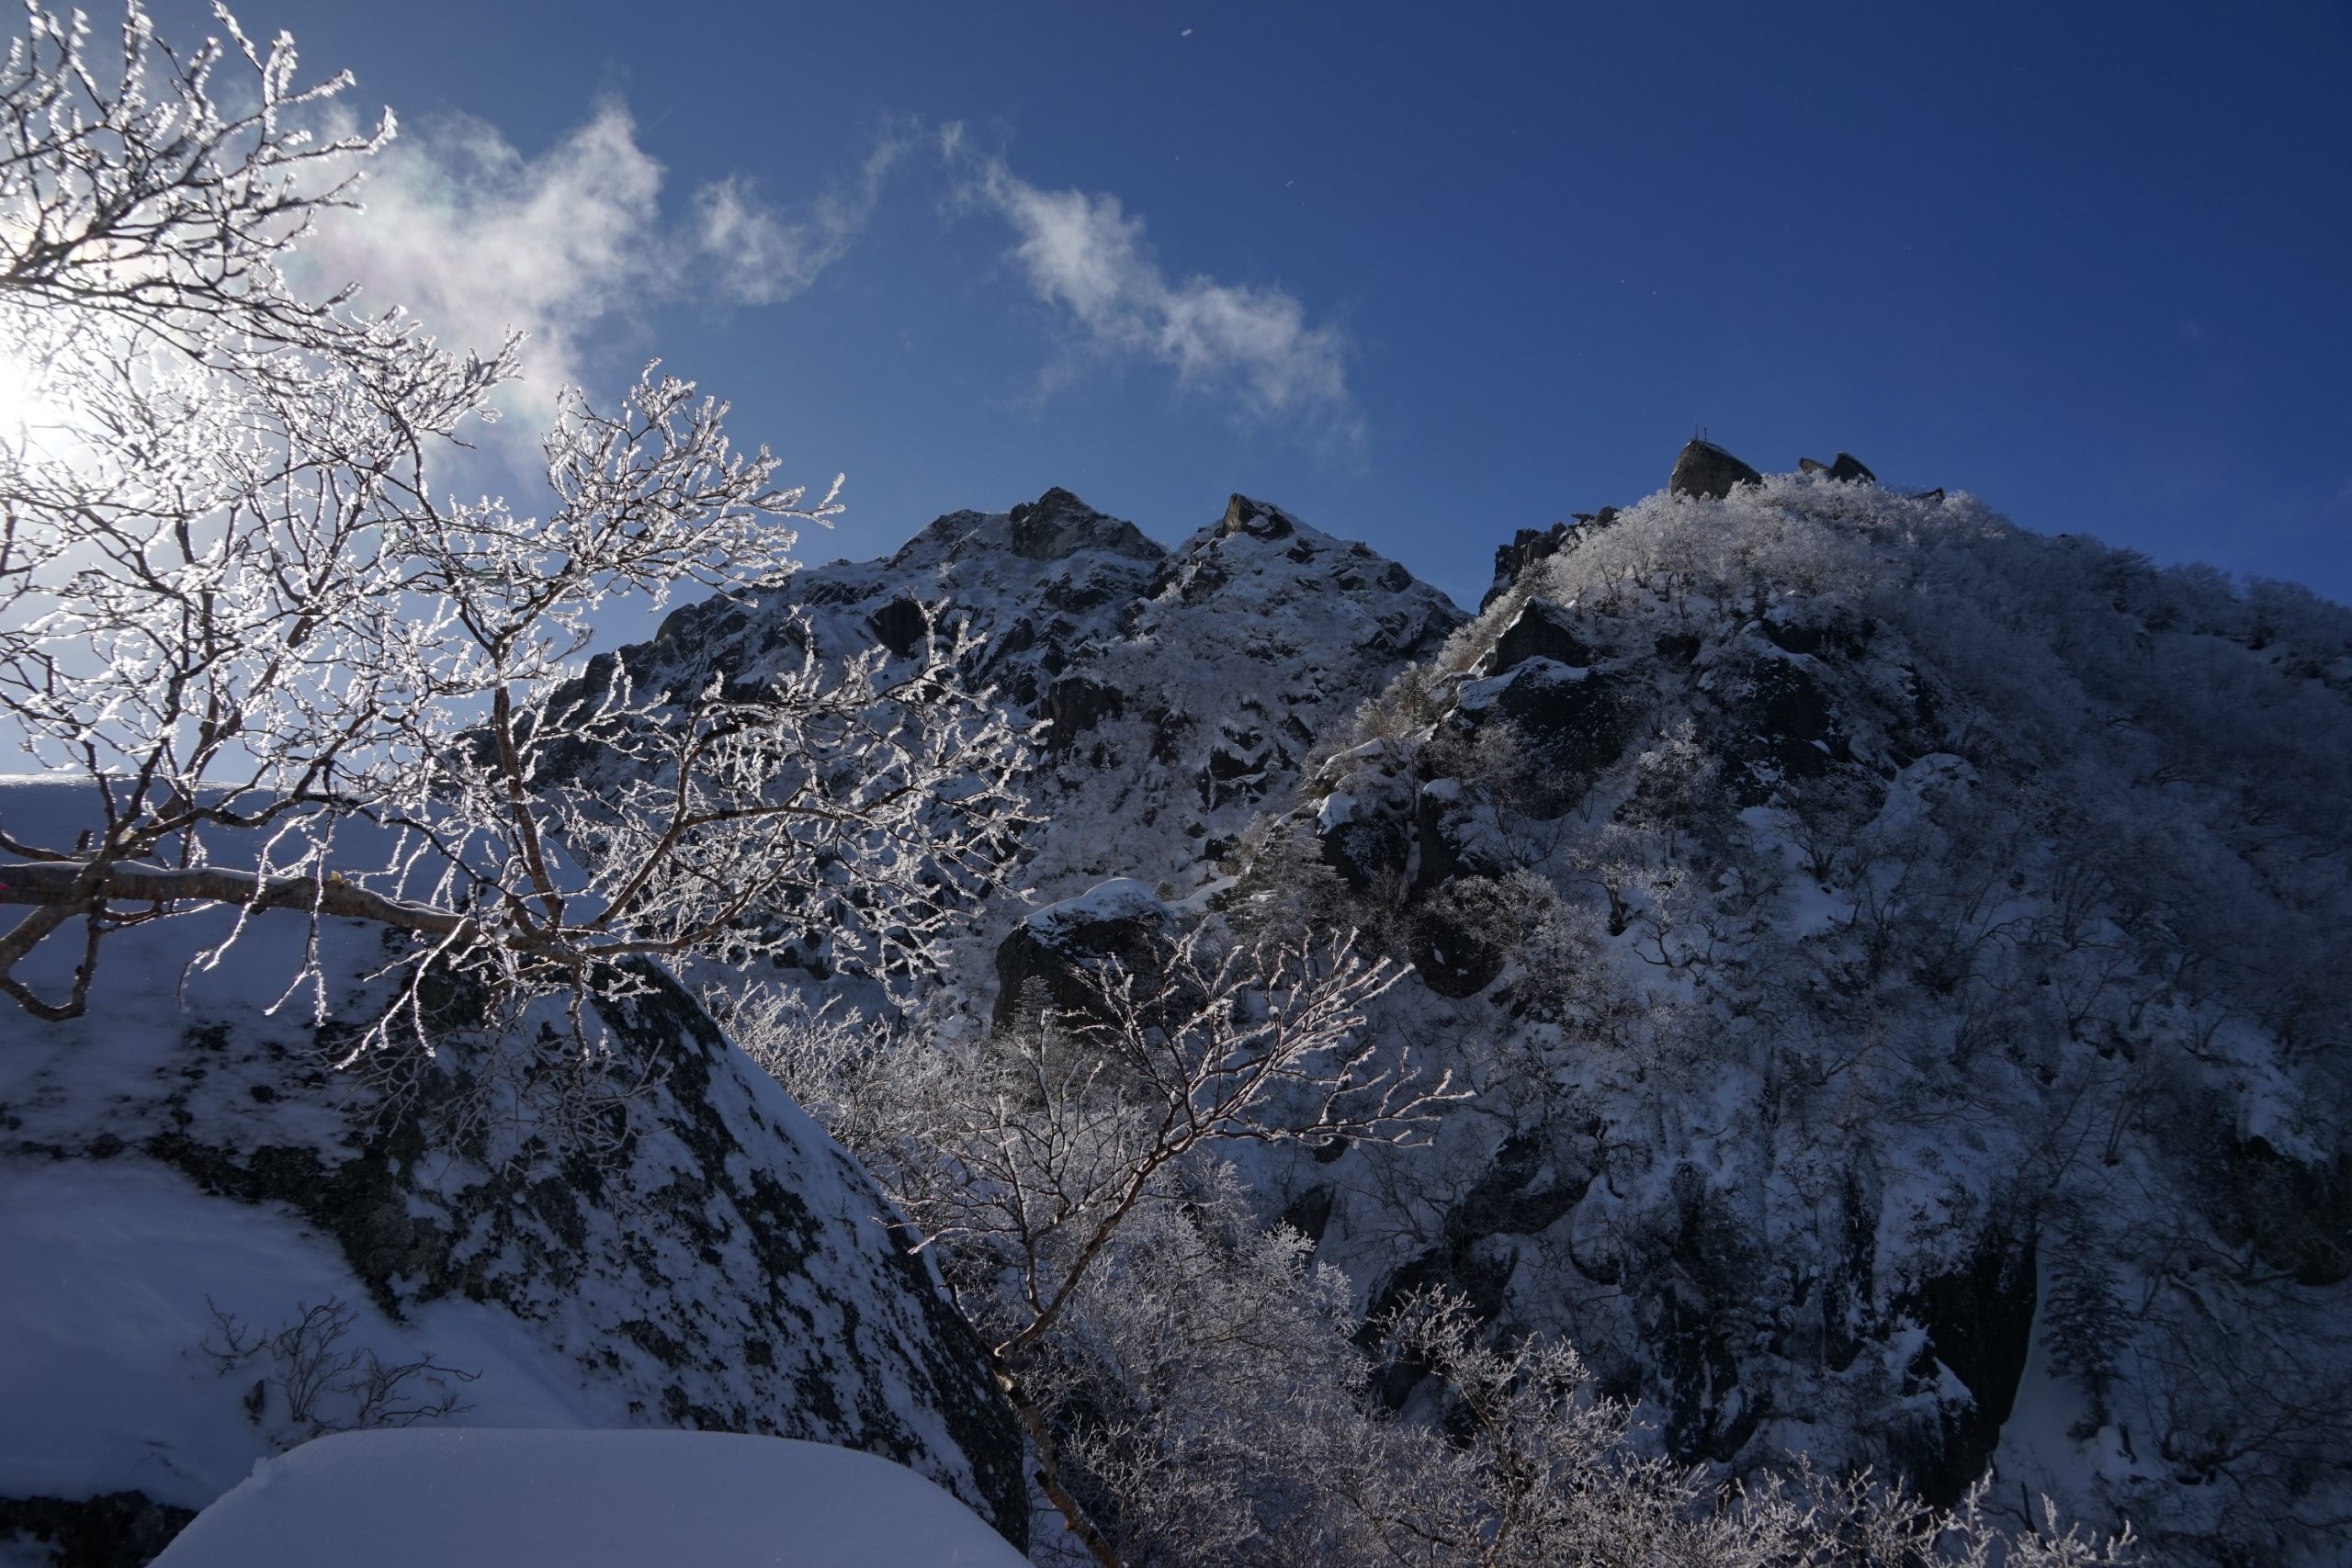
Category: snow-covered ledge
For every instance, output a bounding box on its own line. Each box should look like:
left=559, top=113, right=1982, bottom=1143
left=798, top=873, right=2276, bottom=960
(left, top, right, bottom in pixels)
left=151, top=1428, right=1028, bottom=1568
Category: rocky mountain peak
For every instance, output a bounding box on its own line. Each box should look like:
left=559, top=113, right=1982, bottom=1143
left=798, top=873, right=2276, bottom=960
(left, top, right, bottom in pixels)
left=1668, top=436, right=1764, bottom=499
left=1797, top=451, right=1878, bottom=483
left=1215, top=493, right=1298, bottom=541
left=1004, top=486, right=1165, bottom=563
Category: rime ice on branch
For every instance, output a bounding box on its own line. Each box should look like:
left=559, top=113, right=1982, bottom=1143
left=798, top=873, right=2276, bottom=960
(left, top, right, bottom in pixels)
left=0, top=3, right=1027, bottom=1047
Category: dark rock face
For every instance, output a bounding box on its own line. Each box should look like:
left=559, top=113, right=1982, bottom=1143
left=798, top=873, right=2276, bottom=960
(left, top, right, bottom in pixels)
left=2216, top=1138, right=2352, bottom=1287
left=1486, top=525, right=1571, bottom=609
left=1311, top=744, right=1419, bottom=897
left=1200, top=717, right=1289, bottom=809
left=1719, top=654, right=1848, bottom=799
left=991, top=881, right=1173, bottom=1026
left=1360, top=604, right=1463, bottom=661
left=1320, top=811, right=1410, bottom=897
left=865, top=595, right=931, bottom=659
left=1452, top=660, right=1635, bottom=785
left=1640, top=1167, right=1769, bottom=1462
left=1668, top=438, right=1762, bottom=500
left=1277, top=1183, right=1338, bottom=1247
left=1216, top=493, right=1295, bottom=541
left=1363, top=1132, right=1589, bottom=1402
left=1043, top=676, right=1124, bottom=750
left=0, top=1493, right=197, bottom=1568
left=1007, top=487, right=1164, bottom=563
left=1894, top=1224, right=2038, bottom=1506
left=1409, top=879, right=1517, bottom=998
left=1655, top=632, right=1702, bottom=664
left=1481, top=598, right=1596, bottom=675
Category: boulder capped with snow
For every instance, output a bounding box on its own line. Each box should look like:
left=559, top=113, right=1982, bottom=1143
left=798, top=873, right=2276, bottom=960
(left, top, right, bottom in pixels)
left=992, top=878, right=1174, bottom=1025
left=150, top=1428, right=1028, bottom=1568
left=0, top=790, right=1029, bottom=1563
left=1453, top=657, right=1637, bottom=785
left=1476, top=597, right=1596, bottom=676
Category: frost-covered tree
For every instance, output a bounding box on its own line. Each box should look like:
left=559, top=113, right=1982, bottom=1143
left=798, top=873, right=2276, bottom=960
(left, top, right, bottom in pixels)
left=2042, top=1223, right=2126, bottom=1438
left=726, top=936, right=2143, bottom=1568
left=0, top=3, right=1025, bottom=1047
left=725, top=924, right=1456, bottom=1566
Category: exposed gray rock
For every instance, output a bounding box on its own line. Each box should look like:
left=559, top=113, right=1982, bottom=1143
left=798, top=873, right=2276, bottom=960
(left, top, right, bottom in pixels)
left=1479, top=598, right=1596, bottom=676
left=1006, top=487, right=1164, bottom=563
left=1487, top=524, right=1568, bottom=609
left=990, top=879, right=1173, bottom=1026
left=1216, top=493, right=1295, bottom=541
left=1668, top=438, right=1762, bottom=499
left=1043, top=675, right=1124, bottom=750
left=1451, top=659, right=1635, bottom=785
left=1800, top=452, right=1878, bottom=484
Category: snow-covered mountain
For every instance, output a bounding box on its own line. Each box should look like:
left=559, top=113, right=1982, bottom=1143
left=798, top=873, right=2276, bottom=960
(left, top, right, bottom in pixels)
left=628, top=467, right=2352, bottom=1565
left=1279, top=460, right=2352, bottom=1566
left=633, top=486, right=1464, bottom=913
left=6, top=457, right=2347, bottom=1567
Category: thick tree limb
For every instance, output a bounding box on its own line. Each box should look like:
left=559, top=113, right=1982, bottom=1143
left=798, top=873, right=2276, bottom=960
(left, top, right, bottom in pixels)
left=0, top=859, right=473, bottom=937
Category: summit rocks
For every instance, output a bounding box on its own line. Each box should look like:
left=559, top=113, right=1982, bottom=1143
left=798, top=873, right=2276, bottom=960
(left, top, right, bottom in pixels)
left=621, top=486, right=1467, bottom=912
left=1668, top=437, right=1764, bottom=499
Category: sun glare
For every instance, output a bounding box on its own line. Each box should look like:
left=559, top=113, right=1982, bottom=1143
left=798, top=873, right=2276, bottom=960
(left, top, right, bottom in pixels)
left=0, top=344, right=51, bottom=435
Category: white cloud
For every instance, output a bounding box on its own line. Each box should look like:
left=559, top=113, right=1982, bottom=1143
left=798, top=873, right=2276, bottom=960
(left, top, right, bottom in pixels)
left=697, top=136, right=908, bottom=307
left=304, top=103, right=667, bottom=423
left=302, top=106, right=897, bottom=429
left=949, top=130, right=1359, bottom=443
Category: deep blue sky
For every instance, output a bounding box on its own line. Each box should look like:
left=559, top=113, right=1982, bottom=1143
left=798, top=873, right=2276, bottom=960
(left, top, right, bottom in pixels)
left=210, top=0, right=2350, bottom=609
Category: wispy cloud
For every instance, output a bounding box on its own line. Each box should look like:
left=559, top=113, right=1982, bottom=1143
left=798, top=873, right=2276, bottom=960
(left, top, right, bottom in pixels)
left=945, top=127, right=1360, bottom=446
left=300, top=106, right=1353, bottom=449
left=303, top=106, right=899, bottom=426
left=305, top=103, right=665, bottom=423
left=696, top=135, right=910, bottom=307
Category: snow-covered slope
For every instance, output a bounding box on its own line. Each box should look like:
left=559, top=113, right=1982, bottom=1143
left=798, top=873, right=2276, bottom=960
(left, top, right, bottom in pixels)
left=632, top=486, right=1464, bottom=912
left=1285, top=468, right=2352, bottom=1565
left=150, top=1428, right=1027, bottom=1568
left=0, top=784, right=1025, bottom=1564
left=9, top=459, right=2347, bottom=1568
left=574, top=466, right=2352, bottom=1564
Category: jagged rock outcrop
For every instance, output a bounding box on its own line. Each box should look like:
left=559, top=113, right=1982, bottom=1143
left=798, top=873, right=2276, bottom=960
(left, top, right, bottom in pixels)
left=603, top=487, right=1465, bottom=958
left=1216, top=492, right=1296, bottom=541
left=991, top=878, right=1174, bottom=1027
left=1487, top=523, right=1572, bottom=609
left=1477, top=597, right=1597, bottom=676
left=1799, top=451, right=1878, bottom=484
left=1668, top=437, right=1762, bottom=498
left=1453, top=659, right=1635, bottom=784
left=1007, top=485, right=1163, bottom=562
